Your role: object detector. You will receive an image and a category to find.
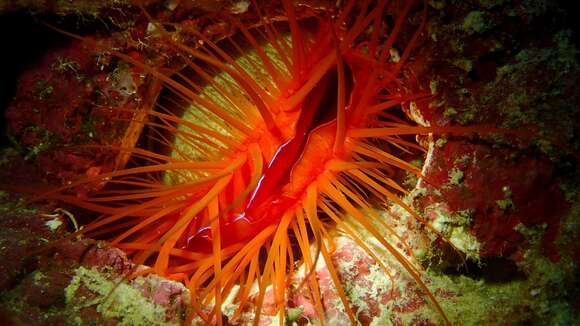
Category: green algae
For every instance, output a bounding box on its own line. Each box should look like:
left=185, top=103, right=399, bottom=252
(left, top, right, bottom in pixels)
left=423, top=251, right=576, bottom=325
left=427, top=273, right=529, bottom=325
left=442, top=107, right=458, bottom=118
left=429, top=80, right=439, bottom=94
left=35, top=80, right=54, bottom=100
left=512, top=223, right=578, bottom=325
left=496, top=186, right=515, bottom=210
left=435, top=137, right=447, bottom=148
left=19, top=126, right=55, bottom=160
left=403, top=159, right=424, bottom=188
left=493, top=29, right=578, bottom=157
left=52, top=57, right=81, bottom=75
left=0, top=194, right=37, bottom=214
left=447, top=167, right=464, bottom=186
left=425, top=0, right=578, bottom=139
left=428, top=0, right=446, bottom=10
left=285, top=306, right=304, bottom=324
left=452, top=58, right=473, bottom=72
left=65, top=266, right=174, bottom=326
left=462, top=11, right=491, bottom=34
left=32, top=271, right=47, bottom=286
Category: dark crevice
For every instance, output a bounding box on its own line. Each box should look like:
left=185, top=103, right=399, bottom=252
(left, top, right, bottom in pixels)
left=443, top=257, right=526, bottom=284
left=0, top=13, right=70, bottom=149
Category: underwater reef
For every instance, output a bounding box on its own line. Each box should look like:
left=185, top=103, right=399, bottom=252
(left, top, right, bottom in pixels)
left=0, top=0, right=578, bottom=325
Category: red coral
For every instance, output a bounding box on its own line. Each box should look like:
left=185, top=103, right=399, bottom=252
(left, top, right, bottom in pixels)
left=5, top=29, right=148, bottom=187
left=417, top=140, right=569, bottom=261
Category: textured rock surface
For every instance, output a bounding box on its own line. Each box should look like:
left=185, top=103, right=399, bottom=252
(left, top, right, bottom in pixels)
left=1, top=0, right=579, bottom=325
left=0, top=199, right=191, bottom=325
